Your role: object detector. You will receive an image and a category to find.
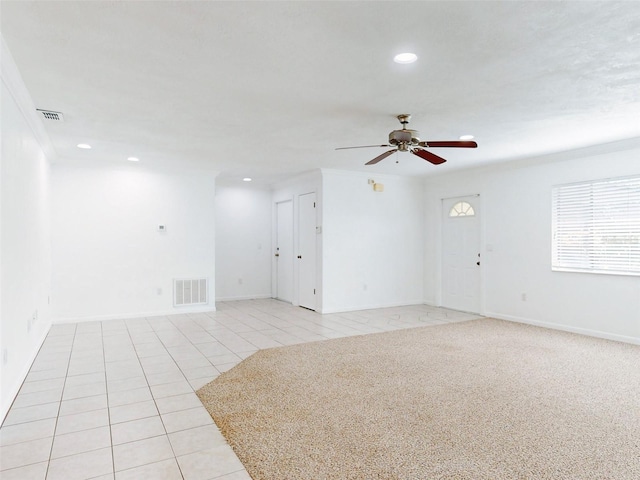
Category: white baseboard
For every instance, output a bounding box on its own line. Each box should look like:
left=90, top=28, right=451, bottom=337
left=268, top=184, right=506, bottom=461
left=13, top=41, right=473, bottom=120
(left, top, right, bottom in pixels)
left=215, top=294, right=272, bottom=302
left=52, top=306, right=217, bottom=324
left=0, top=326, right=50, bottom=425
left=486, top=311, right=640, bottom=345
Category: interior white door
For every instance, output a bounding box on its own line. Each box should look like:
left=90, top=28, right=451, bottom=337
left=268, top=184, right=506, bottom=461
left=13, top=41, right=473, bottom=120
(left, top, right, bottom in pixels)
left=276, top=200, right=293, bottom=303
left=298, top=192, right=316, bottom=310
left=442, top=195, right=481, bottom=313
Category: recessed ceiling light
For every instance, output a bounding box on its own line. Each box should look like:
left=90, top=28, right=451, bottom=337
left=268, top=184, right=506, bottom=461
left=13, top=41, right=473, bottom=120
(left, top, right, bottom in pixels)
left=243, top=177, right=252, bottom=182
left=459, top=135, right=475, bottom=140
left=393, top=53, right=418, bottom=64
left=76, top=143, right=91, bottom=149
left=127, top=157, right=139, bottom=162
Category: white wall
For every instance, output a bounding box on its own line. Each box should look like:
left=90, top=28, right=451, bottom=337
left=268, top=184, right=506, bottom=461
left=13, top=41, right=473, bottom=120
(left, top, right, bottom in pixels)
left=321, top=170, right=424, bottom=313
left=424, top=139, right=640, bottom=343
left=51, top=163, right=218, bottom=321
left=215, top=183, right=272, bottom=300
left=1, top=38, right=54, bottom=421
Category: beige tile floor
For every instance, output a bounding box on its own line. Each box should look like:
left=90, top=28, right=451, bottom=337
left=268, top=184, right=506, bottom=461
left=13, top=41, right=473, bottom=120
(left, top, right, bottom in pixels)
left=0, top=299, right=481, bottom=479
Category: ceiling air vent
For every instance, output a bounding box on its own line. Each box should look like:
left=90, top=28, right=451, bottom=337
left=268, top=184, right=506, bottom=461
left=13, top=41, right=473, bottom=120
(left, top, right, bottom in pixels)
left=36, top=109, right=64, bottom=122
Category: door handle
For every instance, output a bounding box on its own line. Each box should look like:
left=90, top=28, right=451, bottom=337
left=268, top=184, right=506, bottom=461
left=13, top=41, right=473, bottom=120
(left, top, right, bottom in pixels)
left=297, top=255, right=302, bottom=259
left=275, top=253, right=279, bottom=257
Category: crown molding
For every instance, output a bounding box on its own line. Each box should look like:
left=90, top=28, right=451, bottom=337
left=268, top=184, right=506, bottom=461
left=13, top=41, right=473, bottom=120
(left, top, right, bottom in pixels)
left=1, top=34, right=58, bottom=162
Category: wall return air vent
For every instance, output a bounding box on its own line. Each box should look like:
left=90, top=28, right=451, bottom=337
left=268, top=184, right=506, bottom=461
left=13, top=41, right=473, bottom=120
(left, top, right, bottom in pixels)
left=36, top=109, right=64, bottom=122
left=174, top=278, right=208, bottom=307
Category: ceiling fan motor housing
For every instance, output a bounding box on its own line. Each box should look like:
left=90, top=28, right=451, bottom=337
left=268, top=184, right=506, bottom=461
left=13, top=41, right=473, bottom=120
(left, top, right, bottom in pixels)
left=389, top=129, right=420, bottom=146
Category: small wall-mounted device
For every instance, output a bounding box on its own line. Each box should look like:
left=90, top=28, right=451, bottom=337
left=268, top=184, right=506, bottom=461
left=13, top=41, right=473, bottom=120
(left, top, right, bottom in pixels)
left=368, top=178, right=383, bottom=192
left=158, top=225, right=166, bottom=232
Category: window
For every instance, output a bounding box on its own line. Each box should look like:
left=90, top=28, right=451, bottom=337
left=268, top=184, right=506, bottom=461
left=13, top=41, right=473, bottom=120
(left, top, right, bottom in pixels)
left=449, top=201, right=475, bottom=217
left=552, top=175, right=640, bottom=276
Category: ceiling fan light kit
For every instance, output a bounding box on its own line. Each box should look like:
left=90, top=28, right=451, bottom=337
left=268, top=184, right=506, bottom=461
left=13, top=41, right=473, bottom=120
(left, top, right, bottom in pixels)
left=336, top=114, right=478, bottom=166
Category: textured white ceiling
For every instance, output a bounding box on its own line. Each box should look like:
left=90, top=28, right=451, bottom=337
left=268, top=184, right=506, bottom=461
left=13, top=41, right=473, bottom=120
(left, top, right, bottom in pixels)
left=2, top=1, right=640, bottom=184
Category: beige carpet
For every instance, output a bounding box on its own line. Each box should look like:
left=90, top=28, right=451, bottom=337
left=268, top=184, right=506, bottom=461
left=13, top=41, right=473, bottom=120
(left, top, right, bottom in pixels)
left=197, top=319, right=640, bottom=479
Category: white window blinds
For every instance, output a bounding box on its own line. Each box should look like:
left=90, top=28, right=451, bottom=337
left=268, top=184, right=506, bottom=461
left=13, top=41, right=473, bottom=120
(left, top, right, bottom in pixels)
left=552, top=175, right=640, bottom=276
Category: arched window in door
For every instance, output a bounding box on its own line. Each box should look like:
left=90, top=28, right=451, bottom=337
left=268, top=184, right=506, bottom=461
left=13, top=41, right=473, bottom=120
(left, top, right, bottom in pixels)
left=449, top=201, right=475, bottom=217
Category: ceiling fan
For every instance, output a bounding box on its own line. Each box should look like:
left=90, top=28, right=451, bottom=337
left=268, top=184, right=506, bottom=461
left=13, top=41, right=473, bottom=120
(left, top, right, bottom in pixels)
left=336, top=114, right=477, bottom=165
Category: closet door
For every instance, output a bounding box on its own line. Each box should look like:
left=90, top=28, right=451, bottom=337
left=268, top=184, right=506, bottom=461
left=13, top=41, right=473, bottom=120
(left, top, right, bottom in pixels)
left=275, top=200, right=293, bottom=302
left=298, top=192, right=316, bottom=310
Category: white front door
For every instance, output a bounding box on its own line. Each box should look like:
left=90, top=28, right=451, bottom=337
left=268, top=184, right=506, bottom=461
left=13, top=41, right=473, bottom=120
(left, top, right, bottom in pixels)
left=441, top=195, right=481, bottom=313
left=275, top=200, right=293, bottom=303
left=298, top=192, right=316, bottom=310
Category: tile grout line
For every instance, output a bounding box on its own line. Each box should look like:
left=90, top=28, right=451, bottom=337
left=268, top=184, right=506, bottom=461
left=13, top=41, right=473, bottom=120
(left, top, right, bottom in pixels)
left=164, top=314, right=256, bottom=479
left=45, top=322, right=78, bottom=479
left=0, top=330, right=70, bottom=430
left=131, top=316, right=187, bottom=479
left=166, top=316, right=244, bottom=381
left=101, top=320, right=118, bottom=480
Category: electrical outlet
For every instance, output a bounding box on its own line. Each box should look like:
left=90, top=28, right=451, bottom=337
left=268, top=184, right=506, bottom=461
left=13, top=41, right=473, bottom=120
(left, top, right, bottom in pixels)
left=156, top=288, right=163, bottom=295
left=28, top=309, right=38, bottom=332
left=238, top=278, right=243, bottom=285
left=2, top=348, right=7, bottom=365
left=521, top=293, right=527, bottom=301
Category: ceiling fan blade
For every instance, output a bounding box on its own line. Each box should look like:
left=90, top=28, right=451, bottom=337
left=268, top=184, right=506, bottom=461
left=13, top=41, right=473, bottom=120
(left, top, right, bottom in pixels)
left=411, top=148, right=447, bottom=165
left=336, top=144, right=392, bottom=150
left=365, top=149, right=396, bottom=165
left=418, top=140, right=478, bottom=148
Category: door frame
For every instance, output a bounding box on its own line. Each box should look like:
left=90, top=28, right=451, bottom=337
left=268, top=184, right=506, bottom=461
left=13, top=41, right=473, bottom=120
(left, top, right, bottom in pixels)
left=438, top=193, right=484, bottom=314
